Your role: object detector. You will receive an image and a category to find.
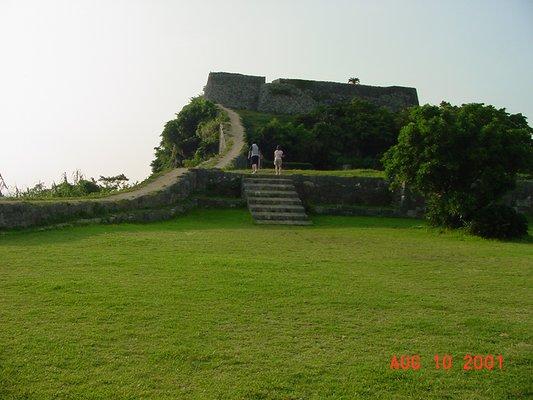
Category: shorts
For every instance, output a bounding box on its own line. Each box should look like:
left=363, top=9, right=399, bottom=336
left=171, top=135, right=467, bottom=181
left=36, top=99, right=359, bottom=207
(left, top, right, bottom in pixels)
left=274, top=158, right=282, bottom=167
left=251, top=155, right=259, bottom=165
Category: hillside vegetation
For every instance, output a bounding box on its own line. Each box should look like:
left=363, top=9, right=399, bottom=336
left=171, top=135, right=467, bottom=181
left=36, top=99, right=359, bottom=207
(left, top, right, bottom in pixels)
left=238, top=99, right=402, bottom=170
left=151, top=97, right=229, bottom=173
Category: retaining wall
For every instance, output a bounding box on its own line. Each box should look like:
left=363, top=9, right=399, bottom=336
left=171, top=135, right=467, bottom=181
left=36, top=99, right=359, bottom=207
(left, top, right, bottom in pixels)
left=1, top=169, right=531, bottom=230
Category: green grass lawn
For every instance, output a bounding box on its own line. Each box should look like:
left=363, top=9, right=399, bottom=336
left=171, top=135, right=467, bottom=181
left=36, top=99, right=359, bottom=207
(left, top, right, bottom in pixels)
left=0, top=209, right=531, bottom=399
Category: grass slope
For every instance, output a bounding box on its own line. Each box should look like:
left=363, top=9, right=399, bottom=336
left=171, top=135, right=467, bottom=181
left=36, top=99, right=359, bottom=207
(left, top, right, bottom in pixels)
left=0, top=210, right=531, bottom=399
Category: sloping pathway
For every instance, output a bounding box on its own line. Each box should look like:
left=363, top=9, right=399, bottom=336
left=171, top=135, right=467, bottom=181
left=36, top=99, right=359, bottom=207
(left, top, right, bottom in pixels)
left=101, top=105, right=244, bottom=201
left=213, top=105, right=245, bottom=169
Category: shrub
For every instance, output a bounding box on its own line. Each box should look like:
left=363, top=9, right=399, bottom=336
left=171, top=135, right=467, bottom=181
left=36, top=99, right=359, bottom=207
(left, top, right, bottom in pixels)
left=468, top=204, right=528, bottom=239
left=383, top=102, right=533, bottom=231
left=246, top=99, right=400, bottom=170
left=151, top=97, right=227, bottom=172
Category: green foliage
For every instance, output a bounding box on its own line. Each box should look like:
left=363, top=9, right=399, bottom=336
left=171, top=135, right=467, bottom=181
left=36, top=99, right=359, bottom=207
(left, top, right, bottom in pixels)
left=9, top=170, right=133, bottom=200
left=242, top=99, right=399, bottom=169
left=467, top=204, right=528, bottom=239
left=151, top=97, right=227, bottom=173
left=383, top=102, right=533, bottom=236
left=98, top=174, right=129, bottom=190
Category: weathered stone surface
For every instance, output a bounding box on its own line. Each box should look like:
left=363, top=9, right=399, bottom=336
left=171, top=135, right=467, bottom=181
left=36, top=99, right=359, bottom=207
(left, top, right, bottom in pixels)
left=290, top=175, right=394, bottom=207
left=192, top=168, right=242, bottom=198
left=0, top=171, right=199, bottom=229
left=204, top=72, right=419, bottom=114
left=203, top=72, right=265, bottom=110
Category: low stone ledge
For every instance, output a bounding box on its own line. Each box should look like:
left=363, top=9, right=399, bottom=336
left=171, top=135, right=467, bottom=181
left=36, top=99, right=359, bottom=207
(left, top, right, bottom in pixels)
left=195, top=196, right=246, bottom=209
left=310, top=204, right=417, bottom=218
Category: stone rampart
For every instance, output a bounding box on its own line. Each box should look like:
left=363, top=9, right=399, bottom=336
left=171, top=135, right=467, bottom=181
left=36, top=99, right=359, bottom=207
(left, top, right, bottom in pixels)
left=203, top=72, right=265, bottom=110
left=204, top=72, right=419, bottom=114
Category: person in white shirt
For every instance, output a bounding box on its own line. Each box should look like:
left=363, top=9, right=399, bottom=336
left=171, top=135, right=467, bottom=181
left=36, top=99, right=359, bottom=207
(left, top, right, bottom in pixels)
left=273, top=145, right=284, bottom=175
left=248, top=143, right=260, bottom=174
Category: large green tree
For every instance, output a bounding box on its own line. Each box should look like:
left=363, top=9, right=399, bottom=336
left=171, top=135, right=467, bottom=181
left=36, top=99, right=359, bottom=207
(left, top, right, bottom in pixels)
left=383, top=102, right=532, bottom=231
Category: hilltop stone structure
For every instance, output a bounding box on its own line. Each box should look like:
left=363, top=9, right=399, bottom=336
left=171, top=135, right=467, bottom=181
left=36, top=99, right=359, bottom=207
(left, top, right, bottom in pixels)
left=203, top=72, right=419, bottom=114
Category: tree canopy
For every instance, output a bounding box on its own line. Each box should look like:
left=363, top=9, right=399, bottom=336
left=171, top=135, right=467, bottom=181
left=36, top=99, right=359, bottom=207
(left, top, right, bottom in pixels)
left=246, top=99, right=401, bottom=169
left=151, top=97, right=226, bottom=173
left=383, top=102, right=532, bottom=235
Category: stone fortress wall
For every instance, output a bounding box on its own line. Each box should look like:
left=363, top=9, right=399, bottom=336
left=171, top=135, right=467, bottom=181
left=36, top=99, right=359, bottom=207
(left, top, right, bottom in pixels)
left=204, top=72, right=419, bottom=114
left=203, top=72, right=265, bottom=110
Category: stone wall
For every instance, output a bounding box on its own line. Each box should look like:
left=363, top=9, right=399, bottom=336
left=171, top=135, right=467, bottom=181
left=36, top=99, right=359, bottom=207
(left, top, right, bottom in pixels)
left=203, top=72, right=265, bottom=110
left=290, top=175, right=393, bottom=206
left=0, top=171, right=197, bottom=230
left=258, top=79, right=419, bottom=114
left=192, top=168, right=242, bottom=198
left=203, top=72, right=419, bottom=114
left=1, top=169, right=531, bottom=230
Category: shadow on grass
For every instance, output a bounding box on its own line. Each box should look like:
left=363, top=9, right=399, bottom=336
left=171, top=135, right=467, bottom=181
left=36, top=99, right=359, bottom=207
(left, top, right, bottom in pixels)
left=1, top=208, right=531, bottom=246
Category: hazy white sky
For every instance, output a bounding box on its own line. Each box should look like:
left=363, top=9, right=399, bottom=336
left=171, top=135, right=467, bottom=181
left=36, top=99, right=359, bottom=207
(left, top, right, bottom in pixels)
left=1, top=0, right=532, bottom=192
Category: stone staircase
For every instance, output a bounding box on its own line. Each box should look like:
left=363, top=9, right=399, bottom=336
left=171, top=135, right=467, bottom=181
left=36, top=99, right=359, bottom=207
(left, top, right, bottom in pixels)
left=243, top=176, right=312, bottom=225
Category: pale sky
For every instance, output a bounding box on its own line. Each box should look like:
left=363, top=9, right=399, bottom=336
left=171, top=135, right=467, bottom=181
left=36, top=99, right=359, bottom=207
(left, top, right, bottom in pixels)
left=1, top=0, right=532, bottom=192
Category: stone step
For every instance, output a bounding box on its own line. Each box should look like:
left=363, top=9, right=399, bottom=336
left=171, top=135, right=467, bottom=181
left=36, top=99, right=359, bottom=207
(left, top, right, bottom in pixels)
left=243, top=176, right=311, bottom=226
left=251, top=211, right=309, bottom=221
left=249, top=204, right=306, bottom=213
left=255, top=219, right=313, bottom=226
left=244, top=183, right=295, bottom=191
left=245, top=190, right=300, bottom=198
left=244, top=178, right=293, bottom=185
left=247, top=197, right=303, bottom=206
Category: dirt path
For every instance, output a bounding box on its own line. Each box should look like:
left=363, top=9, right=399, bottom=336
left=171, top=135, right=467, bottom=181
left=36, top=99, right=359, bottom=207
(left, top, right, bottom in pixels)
left=102, top=167, right=188, bottom=201
left=213, top=105, right=245, bottom=169
left=102, top=105, right=244, bottom=201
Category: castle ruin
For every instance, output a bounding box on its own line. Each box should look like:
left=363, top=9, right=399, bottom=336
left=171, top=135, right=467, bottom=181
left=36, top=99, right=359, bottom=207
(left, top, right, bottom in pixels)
left=203, top=72, right=419, bottom=114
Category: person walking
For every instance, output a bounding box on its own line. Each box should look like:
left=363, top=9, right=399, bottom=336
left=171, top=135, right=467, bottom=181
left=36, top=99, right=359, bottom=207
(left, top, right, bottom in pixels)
left=274, top=145, right=284, bottom=175
left=248, top=143, right=260, bottom=174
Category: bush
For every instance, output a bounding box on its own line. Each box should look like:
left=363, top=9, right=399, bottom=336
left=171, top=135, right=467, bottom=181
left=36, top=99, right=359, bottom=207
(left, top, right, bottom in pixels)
left=468, top=205, right=528, bottom=239
left=245, top=99, right=400, bottom=170
left=383, top=102, right=533, bottom=230
left=151, top=97, right=228, bottom=173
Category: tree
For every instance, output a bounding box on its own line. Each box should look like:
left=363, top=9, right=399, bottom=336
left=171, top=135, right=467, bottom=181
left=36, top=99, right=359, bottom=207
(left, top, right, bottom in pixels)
left=151, top=96, right=225, bottom=172
left=382, top=102, right=532, bottom=235
left=98, top=174, right=129, bottom=190
left=348, top=77, right=360, bottom=85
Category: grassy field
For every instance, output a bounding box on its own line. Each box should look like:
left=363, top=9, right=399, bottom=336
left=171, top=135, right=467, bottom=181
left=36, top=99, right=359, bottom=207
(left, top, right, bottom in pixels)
left=0, top=209, right=531, bottom=399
